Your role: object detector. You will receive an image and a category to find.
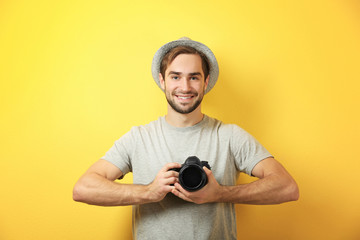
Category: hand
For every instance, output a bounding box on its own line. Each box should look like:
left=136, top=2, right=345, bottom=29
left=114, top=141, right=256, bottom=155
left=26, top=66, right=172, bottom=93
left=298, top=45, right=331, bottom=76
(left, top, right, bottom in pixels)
left=146, top=162, right=181, bottom=202
left=171, top=167, right=221, bottom=204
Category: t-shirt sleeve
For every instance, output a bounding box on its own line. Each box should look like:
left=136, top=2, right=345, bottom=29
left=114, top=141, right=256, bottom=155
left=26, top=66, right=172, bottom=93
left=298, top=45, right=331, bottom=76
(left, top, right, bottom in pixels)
left=100, top=129, right=135, bottom=176
left=230, top=125, right=273, bottom=176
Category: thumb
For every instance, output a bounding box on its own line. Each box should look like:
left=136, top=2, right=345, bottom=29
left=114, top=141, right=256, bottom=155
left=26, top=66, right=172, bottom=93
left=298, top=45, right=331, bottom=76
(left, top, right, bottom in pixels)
left=203, top=166, right=213, bottom=177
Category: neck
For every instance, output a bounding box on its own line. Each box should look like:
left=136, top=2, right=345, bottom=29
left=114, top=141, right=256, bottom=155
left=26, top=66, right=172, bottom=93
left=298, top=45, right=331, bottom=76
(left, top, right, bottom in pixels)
left=165, top=105, right=204, bottom=128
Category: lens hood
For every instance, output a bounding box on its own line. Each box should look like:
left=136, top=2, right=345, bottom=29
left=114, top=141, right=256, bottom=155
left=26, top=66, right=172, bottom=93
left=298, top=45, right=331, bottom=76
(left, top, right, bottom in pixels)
left=176, top=156, right=211, bottom=192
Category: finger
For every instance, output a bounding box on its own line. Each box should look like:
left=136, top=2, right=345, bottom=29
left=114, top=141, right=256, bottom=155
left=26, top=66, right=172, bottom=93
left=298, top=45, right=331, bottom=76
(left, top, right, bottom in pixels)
left=163, top=176, right=178, bottom=185
left=164, top=170, right=179, bottom=178
left=174, top=182, right=190, bottom=197
left=162, top=185, right=176, bottom=194
left=171, top=188, right=193, bottom=202
left=162, top=162, right=182, bottom=172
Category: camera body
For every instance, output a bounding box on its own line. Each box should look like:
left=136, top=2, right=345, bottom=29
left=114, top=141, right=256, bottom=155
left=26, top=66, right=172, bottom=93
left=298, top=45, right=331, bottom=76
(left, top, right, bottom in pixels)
left=170, top=156, right=211, bottom=192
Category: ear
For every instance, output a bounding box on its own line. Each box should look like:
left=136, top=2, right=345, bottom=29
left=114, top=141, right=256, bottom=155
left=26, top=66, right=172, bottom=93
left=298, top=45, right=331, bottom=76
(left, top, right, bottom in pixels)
left=204, top=75, right=210, bottom=90
left=159, top=73, right=165, bottom=90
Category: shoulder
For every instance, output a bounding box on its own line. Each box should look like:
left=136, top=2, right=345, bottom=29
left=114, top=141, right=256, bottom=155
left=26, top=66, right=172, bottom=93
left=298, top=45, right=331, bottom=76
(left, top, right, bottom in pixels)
left=205, top=116, right=247, bottom=137
left=206, top=116, right=258, bottom=151
left=126, top=117, right=163, bottom=136
left=111, top=118, right=163, bottom=150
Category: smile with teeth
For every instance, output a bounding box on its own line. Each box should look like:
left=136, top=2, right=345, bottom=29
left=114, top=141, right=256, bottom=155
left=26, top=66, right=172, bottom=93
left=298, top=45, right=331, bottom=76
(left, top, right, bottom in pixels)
left=177, top=95, right=193, bottom=99
left=175, top=94, right=195, bottom=101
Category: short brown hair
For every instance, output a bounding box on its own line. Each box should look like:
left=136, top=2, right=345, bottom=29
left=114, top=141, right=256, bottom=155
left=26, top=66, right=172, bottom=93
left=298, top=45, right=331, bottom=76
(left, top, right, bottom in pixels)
left=160, top=46, right=210, bottom=80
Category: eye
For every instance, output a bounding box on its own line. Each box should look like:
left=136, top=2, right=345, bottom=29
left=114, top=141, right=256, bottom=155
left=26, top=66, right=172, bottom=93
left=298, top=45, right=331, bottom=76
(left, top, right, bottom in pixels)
left=172, top=76, right=179, bottom=80
left=190, top=76, right=199, bottom=80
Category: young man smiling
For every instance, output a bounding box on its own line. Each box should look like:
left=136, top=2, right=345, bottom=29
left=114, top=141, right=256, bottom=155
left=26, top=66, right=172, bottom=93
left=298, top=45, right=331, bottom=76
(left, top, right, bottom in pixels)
left=160, top=51, right=208, bottom=126
left=73, top=37, right=299, bottom=240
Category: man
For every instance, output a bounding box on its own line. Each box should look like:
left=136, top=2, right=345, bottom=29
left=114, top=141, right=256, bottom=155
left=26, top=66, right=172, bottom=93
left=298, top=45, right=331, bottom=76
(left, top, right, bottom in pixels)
left=73, top=37, right=299, bottom=239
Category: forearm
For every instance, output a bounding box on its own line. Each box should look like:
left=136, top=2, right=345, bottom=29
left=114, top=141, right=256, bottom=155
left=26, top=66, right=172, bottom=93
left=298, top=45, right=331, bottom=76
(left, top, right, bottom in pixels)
left=73, top=173, right=152, bottom=206
left=218, top=174, right=299, bottom=204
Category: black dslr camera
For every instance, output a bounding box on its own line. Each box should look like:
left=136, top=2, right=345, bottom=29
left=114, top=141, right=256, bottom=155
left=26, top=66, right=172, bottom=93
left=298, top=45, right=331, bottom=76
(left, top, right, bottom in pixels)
left=170, top=156, right=211, bottom=192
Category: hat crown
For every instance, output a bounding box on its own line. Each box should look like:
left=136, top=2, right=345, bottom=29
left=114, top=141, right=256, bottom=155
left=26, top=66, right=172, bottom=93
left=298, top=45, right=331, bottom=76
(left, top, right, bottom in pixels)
left=178, top=36, right=192, bottom=41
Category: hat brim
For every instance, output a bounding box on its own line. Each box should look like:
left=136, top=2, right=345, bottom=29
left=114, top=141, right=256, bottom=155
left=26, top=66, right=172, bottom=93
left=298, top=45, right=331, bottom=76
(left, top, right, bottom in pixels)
left=151, top=39, right=219, bottom=94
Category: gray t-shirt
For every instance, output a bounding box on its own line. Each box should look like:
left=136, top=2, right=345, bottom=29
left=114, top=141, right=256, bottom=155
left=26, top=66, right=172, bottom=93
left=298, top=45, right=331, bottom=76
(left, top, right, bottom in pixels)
left=102, top=115, right=272, bottom=240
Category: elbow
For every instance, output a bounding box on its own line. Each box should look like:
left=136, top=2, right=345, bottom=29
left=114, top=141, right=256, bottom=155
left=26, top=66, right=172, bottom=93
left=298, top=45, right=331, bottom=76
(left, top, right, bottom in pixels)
left=73, top=181, right=87, bottom=203
left=287, top=180, right=300, bottom=202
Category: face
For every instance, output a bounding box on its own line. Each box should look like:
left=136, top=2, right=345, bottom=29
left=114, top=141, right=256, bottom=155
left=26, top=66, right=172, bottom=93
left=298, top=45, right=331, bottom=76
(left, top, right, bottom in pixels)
left=159, top=54, right=209, bottom=114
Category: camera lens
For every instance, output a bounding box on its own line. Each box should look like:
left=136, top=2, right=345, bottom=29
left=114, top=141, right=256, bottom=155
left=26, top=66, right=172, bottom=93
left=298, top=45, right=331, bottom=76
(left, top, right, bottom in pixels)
left=180, top=166, right=204, bottom=190
left=176, top=156, right=210, bottom=192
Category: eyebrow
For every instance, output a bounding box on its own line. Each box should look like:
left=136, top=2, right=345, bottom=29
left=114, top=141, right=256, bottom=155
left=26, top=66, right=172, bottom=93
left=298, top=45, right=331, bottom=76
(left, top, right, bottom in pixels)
left=168, top=71, right=203, bottom=77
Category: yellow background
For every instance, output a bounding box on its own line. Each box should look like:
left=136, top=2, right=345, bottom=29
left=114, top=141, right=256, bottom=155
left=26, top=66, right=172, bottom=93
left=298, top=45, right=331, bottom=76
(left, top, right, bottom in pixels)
left=1, top=0, right=359, bottom=239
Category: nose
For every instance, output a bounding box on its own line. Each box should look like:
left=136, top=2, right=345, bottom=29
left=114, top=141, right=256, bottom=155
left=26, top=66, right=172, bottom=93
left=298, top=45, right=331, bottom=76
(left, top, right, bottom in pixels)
left=179, top=78, right=190, bottom=92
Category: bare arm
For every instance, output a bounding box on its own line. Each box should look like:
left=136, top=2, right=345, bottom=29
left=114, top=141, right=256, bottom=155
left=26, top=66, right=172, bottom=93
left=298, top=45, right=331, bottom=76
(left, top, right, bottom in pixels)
left=218, top=157, right=299, bottom=204
left=73, top=159, right=181, bottom=206
left=172, top=157, right=299, bottom=204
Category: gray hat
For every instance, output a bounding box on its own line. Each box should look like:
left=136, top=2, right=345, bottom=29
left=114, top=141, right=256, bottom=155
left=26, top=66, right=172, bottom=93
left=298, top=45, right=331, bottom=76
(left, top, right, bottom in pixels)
left=151, top=37, right=219, bottom=94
